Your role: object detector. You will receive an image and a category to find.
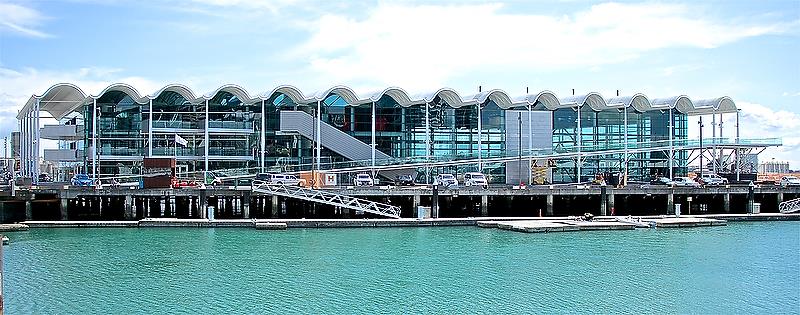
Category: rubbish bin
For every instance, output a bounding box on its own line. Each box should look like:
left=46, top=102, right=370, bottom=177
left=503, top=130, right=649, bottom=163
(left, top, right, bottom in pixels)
left=751, top=203, right=761, bottom=214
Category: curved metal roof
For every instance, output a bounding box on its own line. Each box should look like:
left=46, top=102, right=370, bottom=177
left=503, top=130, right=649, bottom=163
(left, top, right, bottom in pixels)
left=150, top=84, right=197, bottom=102
left=18, top=83, right=740, bottom=120
left=606, top=93, right=651, bottom=112
left=561, top=92, right=608, bottom=111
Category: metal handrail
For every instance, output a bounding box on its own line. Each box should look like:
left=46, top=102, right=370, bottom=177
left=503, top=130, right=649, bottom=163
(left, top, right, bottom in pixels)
left=252, top=183, right=401, bottom=219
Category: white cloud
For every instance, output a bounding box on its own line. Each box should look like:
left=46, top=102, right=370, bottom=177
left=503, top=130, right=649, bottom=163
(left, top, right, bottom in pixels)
left=782, top=92, right=800, bottom=97
left=296, top=2, right=795, bottom=90
left=0, top=2, right=51, bottom=38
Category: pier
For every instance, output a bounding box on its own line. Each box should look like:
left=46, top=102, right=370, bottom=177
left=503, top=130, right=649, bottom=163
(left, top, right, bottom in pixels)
left=2, top=184, right=799, bottom=222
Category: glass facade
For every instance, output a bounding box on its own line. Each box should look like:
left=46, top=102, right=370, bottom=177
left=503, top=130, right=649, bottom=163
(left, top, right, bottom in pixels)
left=54, top=87, right=690, bottom=184
left=552, top=106, right=688, bottom=183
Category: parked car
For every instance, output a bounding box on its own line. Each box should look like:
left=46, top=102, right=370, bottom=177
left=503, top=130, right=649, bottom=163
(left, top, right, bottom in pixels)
left=434, top=173, right=458, bottom=187
left=700, top=173, right=729, bottom=186
left=254, top=173, right=271, bottom=183
left=267, top=173, right=304, bottom=186
left=672, top=177, right=700, bottom=187
left=394, top=174, right=415, bottom=186
left=780, top=176, right=800, bottom=187
left=71, top=174, right=94, bottom=187
left=38, top=173, right=52, bottom=182
left=650, top=177, right=675, bottom=186
left=463, top=172, right=488, bottom=188
left=354, top=173, right=374, bottom=186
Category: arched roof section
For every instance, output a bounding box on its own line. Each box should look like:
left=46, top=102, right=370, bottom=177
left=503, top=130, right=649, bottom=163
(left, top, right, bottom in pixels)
left=366, top=87, right=418, bottom=106
left=93, top=83, right=147, bottom=104
left=651, top=95, right=694, bottom=114
left=414, top=88, right=475, bottom=107
left=309, top=85, right=364, bottom=105
left=18, top=83, right=88, bottom=120
left=690, top=96, right=737, bottom=114
left=261, top=85, right=306, bottom=105
left=559, top=92, right=607, bottom=111
left=520, top=90, right=561, bottom=110
left=149, top=83, right=196, bottom=101
left=468, top=89, right=516, bottom=109
left=200, top=84, right=256, bottom=104
left=606, top=93, right=651, bottom=112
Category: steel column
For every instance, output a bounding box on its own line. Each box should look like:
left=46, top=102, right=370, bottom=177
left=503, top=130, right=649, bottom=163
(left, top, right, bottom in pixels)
left=92, top=98, right=98, bottom=180
left=34, top=99, right=40, bottom=184
left=204, top=99, right=209, bottom=171
left=712, top=111, right=717, bottom=174
left=425, top=102, right=431, bottom=184
left=736, top=110, right=740, bottom=181
left=669, top=107, right=674, bottom=179
left=527, top=103, right=533, bottom=185
left=316, top=100, right=321, bottom=171
left=260, top=99, right=266, bottom=172
left=623, top=106, right=628, bottom=185
left=576, top=105, right=581, bottom=183
left=148, top=99, right=153, bottom=157
left=477, top=103, right=482, bottom=171
left=371, top=101, right=376, bottom=169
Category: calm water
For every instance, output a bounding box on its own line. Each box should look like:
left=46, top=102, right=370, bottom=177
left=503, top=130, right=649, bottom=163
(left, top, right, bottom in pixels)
left=3, top=222, right=799, bottom=314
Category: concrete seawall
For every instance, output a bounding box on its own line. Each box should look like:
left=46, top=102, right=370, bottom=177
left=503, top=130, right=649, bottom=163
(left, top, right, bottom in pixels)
left=19, top=213, right=800, bottom=229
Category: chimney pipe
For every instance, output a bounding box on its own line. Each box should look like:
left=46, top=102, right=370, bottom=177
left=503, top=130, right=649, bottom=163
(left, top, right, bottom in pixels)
left=572, top=89, right=575, bottom=95
left=478, top=85, right=482, bottom=93
left=616, top=90, right=620, bottom=96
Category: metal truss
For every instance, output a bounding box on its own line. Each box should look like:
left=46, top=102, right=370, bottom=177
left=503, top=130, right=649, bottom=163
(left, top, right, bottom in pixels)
left=252, top=183, right=401, bottom=219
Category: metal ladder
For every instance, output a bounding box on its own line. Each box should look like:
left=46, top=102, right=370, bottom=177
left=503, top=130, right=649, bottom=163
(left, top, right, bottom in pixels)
left=779, top=198, right=800, bottom=214
left=252, top=183, right=402, bottom=219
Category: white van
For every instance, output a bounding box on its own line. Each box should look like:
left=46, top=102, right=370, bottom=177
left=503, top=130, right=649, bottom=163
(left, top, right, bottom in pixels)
left=463, top=172, right=488, bottom=188
left=268, top=174, right=303, bottom=186
left=700, top=173, right=729, bottom=186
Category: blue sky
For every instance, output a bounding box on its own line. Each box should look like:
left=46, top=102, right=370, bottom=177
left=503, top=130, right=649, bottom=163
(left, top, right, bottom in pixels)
left=1, top=0, right=799, bottom=166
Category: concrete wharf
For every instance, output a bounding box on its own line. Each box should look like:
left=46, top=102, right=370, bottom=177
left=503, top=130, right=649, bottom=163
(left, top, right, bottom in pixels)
left=17, top=213, right=799, bottom=229
left=2, top=184, right=799, bottom=223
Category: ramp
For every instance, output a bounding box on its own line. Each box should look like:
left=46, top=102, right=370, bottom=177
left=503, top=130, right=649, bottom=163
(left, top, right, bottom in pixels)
left=779, top=198, right=800, bottom=214
left=252, top=183, right=401, bottom=219
left=280, top=110, right=418, bottom=180
left=280, top=111, right=391, bottom=161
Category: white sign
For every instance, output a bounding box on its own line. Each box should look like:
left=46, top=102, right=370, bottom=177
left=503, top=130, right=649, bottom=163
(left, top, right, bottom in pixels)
left=324, top=174, right=337, bottom=186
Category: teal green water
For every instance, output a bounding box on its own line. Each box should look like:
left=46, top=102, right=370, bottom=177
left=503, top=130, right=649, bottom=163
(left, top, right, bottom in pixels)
left=3, top=222, right=799, bottom=314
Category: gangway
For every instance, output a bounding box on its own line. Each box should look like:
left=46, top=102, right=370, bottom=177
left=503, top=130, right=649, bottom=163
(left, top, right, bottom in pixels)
left=779, top=197, right=800, bottom=214
left=251, top=183, right=402, bottom=219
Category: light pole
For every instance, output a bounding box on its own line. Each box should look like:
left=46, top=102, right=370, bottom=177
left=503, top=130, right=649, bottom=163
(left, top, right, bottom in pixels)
left=518, top=112, right=522, bottom=185
left=311, top=107, right=317, bottom=188
left=698, top=116, right=704, bottom=179
left=736, top=109, right=741, bottom=181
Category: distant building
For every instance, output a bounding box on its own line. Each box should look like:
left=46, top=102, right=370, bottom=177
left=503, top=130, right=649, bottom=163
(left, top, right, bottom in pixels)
left=759, top=160, right=790, bottom=174
left=741, top=153, right=758, bottom=173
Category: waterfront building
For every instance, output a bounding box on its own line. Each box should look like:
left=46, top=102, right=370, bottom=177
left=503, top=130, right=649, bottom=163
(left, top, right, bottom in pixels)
left=16, top=83, right=741, bottom=184
left=759, top=160, right=791, bottom=174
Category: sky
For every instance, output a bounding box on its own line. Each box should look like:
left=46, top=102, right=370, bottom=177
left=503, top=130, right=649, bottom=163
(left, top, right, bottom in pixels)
left=0, top=0, right=798, bottom=168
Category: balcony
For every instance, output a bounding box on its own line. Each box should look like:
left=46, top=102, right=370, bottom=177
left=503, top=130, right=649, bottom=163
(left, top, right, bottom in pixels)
left=208, top=121, right=253, bottom=134
left=40, top=124, right=83, bottom=140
